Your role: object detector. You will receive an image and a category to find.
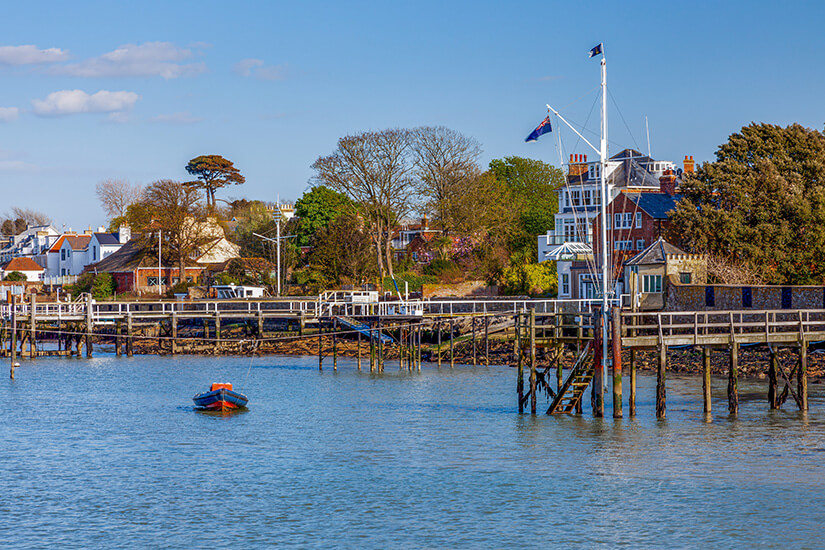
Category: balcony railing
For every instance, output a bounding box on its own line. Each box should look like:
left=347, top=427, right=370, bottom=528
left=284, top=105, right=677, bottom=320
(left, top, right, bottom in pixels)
left=540, top=232, right=593, bottom=246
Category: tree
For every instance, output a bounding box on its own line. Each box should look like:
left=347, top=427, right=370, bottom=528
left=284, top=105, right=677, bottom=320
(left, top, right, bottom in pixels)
left=184, top=155, right=245, bottom=209
left=412, top=126, right=482, bottom=234
left=293, top=186, right=352, bottom=246
left=312, top=129, right=417, bottom=280
left=142, top=180, right=209, bottom=277
left=1, top=207, right=52, bottom=234
left=4, top=271, right=26, bottom=281
left=671, top=123, right=825, bottom=284
left=96, top=179, right=143, bottom=222
left=305, top=212, right=376, bottom=286
left=489, top=156, right=564, bottom=261
left=90, top=273, right=116, bottom=300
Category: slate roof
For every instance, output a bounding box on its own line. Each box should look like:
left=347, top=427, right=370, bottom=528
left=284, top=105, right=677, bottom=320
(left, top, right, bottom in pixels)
left=625, top=237, right=687, bottom=266
left=84, top=238, right=202, bottom=273
left=2, top=257, right=45, bottom=272
left=94, top=232, right=120, bottom=245
left=626, top=192, right=681, bottom=219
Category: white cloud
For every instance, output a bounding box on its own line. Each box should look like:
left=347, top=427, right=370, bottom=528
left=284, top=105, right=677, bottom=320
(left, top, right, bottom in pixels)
left=0, top=107, right=19, bottom=122
left=234, top=58, right=287, bottom=81
left=150, top=111, right=202, bottom=124
left=0, top=160, right=36, bottom=172
left=31, top=90, right=139, bottom=117
left=51, top=42, right=206, bottom=79
left=0, top=45, right=68, bottom=65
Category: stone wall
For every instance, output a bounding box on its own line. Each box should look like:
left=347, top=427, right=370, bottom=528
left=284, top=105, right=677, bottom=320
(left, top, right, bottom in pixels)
left=666, top=282, right=825, bottom=311
left=423, top=280, right=499, bottom=299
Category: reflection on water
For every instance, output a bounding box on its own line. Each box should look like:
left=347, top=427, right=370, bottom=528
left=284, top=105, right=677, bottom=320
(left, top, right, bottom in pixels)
left=2, top=354, right=824, bottom=548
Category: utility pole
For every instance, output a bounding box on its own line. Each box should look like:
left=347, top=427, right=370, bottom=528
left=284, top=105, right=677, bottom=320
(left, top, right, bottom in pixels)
left=254, top=204, right=296, bottom=297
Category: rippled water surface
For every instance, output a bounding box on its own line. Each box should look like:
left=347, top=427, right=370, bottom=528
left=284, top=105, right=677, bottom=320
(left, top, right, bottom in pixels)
left=2, top=353, right=824, bottom=548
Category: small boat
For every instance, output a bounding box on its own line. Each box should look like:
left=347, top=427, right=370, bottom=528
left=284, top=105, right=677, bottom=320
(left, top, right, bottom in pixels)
left=193, top=383, right=248, bottom=411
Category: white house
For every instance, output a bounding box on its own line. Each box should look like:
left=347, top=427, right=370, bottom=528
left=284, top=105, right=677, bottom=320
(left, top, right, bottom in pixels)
left=43, top=226, right=130, bottom=277
left=0, top=224, right=60, bottom=263
left=1, top=257, right=45, bottom=281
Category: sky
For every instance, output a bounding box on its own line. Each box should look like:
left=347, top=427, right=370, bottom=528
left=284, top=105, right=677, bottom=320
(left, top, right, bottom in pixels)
left=1, top=0, right=824, bottom=231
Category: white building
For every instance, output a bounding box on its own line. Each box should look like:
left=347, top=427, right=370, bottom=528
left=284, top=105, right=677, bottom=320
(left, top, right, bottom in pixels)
left=0, top=224, right=60, bottom=263
left=539, top=149, right=679, bottom=300
left=0, top=257, right=45, bottom=281
left=43, top=226, right=130, bottom=277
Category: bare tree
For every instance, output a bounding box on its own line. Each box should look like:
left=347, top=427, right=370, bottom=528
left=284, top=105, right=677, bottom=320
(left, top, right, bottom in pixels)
left=312, top=128, right=417, bottom=280
left=706, top=253, right=765, bottom=285
left=96, top=179, right=143, bottom=221
left=142, top=180, right=209, bottom=278
left=412, top=126, right=482, bottom=234
left=1, top=207, right=52, bottom=234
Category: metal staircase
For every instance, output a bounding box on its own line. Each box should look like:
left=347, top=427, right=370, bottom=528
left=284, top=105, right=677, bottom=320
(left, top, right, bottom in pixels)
left=546, top=341, right=593, bottom=415
left=335, top=316, right=393, bottom=344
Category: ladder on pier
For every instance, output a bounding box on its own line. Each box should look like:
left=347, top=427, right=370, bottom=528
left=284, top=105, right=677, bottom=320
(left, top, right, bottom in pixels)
left=335, top=316, right=394, bottom=344
left=546, top=341, right=593, bottom=415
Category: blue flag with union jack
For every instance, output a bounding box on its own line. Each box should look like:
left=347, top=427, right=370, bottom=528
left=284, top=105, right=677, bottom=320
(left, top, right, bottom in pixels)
left=525, top=116, right=552, bottom=142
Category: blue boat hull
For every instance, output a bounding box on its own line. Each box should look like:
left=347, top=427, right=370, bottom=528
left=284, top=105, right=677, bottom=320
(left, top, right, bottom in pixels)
left=192, top=388, right=249, bottom=411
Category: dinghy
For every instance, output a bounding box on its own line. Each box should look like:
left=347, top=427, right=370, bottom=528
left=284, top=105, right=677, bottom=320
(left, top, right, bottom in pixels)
left=192, top=383, right=248, bottom=411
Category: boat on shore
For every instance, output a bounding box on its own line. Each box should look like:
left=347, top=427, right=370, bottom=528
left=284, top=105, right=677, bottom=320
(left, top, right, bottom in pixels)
left=193, top=383, right=248, bottom=411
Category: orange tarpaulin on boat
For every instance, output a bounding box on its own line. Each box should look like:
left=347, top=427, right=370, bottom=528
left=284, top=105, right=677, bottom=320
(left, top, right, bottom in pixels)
left=210, top=383, right=233, bottom=391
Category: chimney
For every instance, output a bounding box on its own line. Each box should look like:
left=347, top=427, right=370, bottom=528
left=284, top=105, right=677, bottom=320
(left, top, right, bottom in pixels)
left=421, top=215, right=428, bottom=230
left=659, top=168, right=678, bottom=196
left=97, top=226, right=105, bottom=233
left=84, top=226, right=93, bottom=235
left=568, top=153, right=588, bottom=177
left=683, top=155, right=695, bottom=174
left=118, top=224, right=131, bottom=244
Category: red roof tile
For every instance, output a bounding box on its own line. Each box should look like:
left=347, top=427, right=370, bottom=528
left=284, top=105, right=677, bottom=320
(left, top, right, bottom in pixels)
left=2, top=257, right=44, bottom=272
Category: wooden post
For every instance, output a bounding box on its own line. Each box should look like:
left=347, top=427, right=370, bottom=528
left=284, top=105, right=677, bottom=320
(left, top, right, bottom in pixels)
left=332, top=318, right=338, bottom=372
left=728, top=342, right=739, bottom=414
left=417, top=325, right=422, bottom=372
left=171, top=313, right=177, bottom=355
left=555, top=314, right=563, bottom=392
left=656, top=343, right=667, bottom=419
left=703, top=346, right=712, bottom=413
left=369, top=322, right=376, bottom=373
left=318, top=322, right=323, bottom=371
left=126, top=313, right=134, bottom=357
left=629, top=348, right=636, bottom=417
left=377, top=317, right=384, bottom=373
left=85, top=293, right=93, bottom=358
left=484, top=315, right=489, bottom=367
left=29, top=292, right=36, bottom=359
left=357, top=330, right=362, bottom=371
left=449, top=317, right=454, bottom=368
left=611, top=306, right=622, bottom=419
left=257, top=311, right=264, bottom=340
left=593, top=308, right=604, bottom=418
left=529, top=309, right=536, bottom=415
left=203, top=316, right=210, bottom=340
left=437, top=320, right=442, bottom=368
left=115, top=320, right=122, bottom=357
left=472, top=317, right=477, bottom=366
left=10, top=295, right=17, bottom=379
left=768, top=346, right=778, bottom=409
left=799, top=339, right=808, bottom=411
left=517, top=311, right=523, bottom=414
left=215, top=312, right=222, bottom=347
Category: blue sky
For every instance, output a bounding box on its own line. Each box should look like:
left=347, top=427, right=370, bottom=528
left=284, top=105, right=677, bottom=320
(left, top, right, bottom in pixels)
left=2, top=0, right=824, bottom=230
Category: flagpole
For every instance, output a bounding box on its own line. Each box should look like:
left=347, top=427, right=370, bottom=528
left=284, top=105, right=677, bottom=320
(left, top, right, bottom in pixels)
left=598, top=49, right=609, bottom=416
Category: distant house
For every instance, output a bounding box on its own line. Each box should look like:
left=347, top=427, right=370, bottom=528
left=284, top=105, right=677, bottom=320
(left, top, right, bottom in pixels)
left=42, top=225, right=130, bottom=278
left=391, top=217, right=441, bottom=262
left=624, top=237, right=706, bottom=310
left=85, top=238, right=205, bottom=295
left=0, top=224, right=60, bottom=264
left=1, top=257, right=45, bottom=281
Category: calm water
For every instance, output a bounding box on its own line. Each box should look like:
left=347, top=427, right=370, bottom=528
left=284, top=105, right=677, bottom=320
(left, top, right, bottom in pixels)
left=1, top=353, right=824, bottom=548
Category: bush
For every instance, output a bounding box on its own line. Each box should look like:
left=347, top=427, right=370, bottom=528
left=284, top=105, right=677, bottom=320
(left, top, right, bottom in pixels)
left=65, top=272, right=95, bottom=296
left=423, top=259, right=463, bottom=282
left=501, top=261, right=557, bottom=296
left=91, top=273, right=117, bottom=300
left=4, top=271, right=26, bottom=281
left=165, top=281, right=196, bottom=298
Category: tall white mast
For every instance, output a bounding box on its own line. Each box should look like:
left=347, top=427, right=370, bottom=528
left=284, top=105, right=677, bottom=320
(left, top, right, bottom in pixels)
left=599, top=53, right=609, bottom=385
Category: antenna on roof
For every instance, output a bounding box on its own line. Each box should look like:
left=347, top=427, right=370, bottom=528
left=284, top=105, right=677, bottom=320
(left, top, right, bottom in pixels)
left=645, top=116, right=652, bottom=159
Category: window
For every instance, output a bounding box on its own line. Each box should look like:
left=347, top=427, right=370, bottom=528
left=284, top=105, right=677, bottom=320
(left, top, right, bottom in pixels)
left=636, top=239, right=645, bottom=250
left=742, top=286, right=752, bottom=308
left=147, top=276, right=169, bottom=287
left=172, top=277, right=180, bottom=284
left=67, top=249, right=71, bottom=258
left=412, top=252, right=419, bottom=261
left=186, top=277, right=194, bottom=283
left=642, top=274, right=662, bottom=293
left=61, top=249, right=66, bottom=261
left=561, top=274, right=570, bottom=295
left=680, top=272, right=692, bottom=284
left=571, top=190, right=581, bottom=206
left=583, top=189, right=591, bottom=206
left=614, top=240, right=633, bottom=251
left=706, top=286, right=715, bottom=307
left=614, top=213, right=634, bottom=230
left=636, top=212, right=642, bottom=228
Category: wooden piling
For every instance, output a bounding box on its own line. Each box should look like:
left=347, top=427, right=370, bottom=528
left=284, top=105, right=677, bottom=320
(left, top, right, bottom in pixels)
left=629, top=348, right=636, bottom=417
left=377, top=317, right=384, bottom=372
left=318, top=322, right=323, bottom=371
left=357, top=330, right=362, bottom=371
left=115, top=320, right=122, bottom=357
left=171, top=313, right=178, bottom=355
left=472, top=317, right=477, bottom=366
left=10, top=295, right=17, bottom=379
left=768, top=346, right=778, bottom=409
left=703, top=346, right=712, bottom=413
left=369, top=321, right=376, bottom=373
left=593, top=309, right=604, bottom=418
left=611, top=306, right=622, bottom=419
left=728, top=342, right=739, bottom=414
left=399, top=327, right=404, bottom=371
left=449, top=318, right=454, bottom=368
left=29, top=292, right=36, bottom=359
left=799, top=339, right=808, bottom=411
left=484, top=315, right=489, bottom=367
left=85, top=293, right=93, bottom=358
left=437, top=320, right=442, bottom=368
left=529, top=309, right=536, bottom=415
left=126, top=313, right=134, bottom=357
left=257, top=311, right=264, bottom=339
left=656, top=343, right=667, bottom=419
left=555, top=314, right=563, bottom=391
left=417, top=325, right=422, bottom=372
left=332, top=318, right=337, bottom=372
left=517, top=311, right=524, bottom=414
